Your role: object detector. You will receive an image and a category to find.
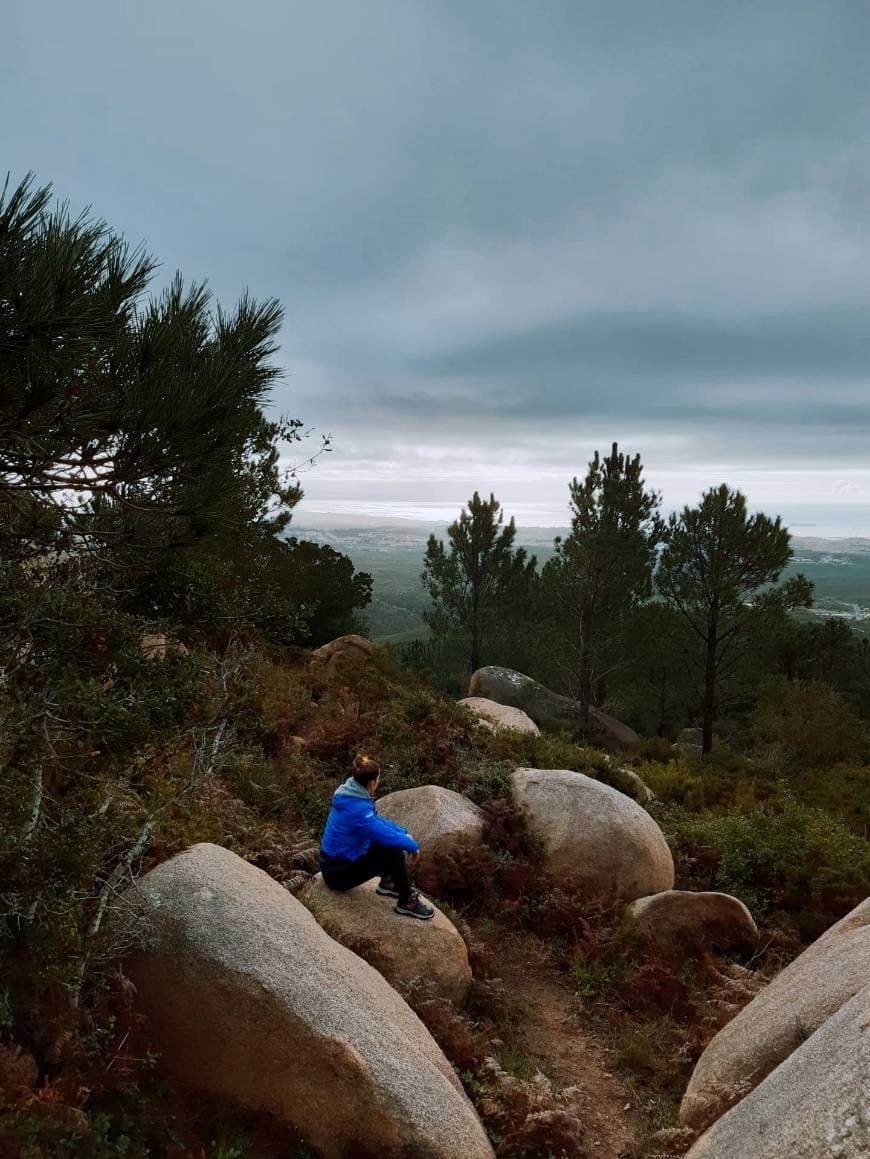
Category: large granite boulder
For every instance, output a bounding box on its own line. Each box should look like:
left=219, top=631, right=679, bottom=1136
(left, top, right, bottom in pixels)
left=510, top=768, right=674, bottom=902
left=469, top=666, right=640, bottom=754
left=623, top=890, right=758, bottom=960
left=458, top=696, right=540, bottom=736
left=681, top=896, right=870, bottom=1133
left=686, top=984, right=870, bottom=1158
left=113, top=843, right=493, bottom=1159
left=302, top=875, right=472, bottom=1004
left=378, top=785, right=485, bottom=864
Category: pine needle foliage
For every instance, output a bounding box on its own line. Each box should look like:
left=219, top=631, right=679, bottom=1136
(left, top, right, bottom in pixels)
left=422, top=492, right=537, bottom=674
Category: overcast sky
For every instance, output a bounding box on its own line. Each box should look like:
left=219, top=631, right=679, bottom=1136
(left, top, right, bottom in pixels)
left=4, top=1, right=870, bottom=531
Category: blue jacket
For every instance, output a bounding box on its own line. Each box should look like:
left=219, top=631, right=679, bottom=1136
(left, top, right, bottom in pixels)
left=320, top=777, right=419, bottom=862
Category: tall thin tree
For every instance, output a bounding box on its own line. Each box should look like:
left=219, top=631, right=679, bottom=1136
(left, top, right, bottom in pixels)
left=422, top=492, right=536, bottom=674
left=544, top=443, right=663, bottom=729
left=656, top=484, right=810, bottom=753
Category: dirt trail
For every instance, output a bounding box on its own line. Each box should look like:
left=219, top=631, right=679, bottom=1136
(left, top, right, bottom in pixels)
left=487, top=931, right=642, bottom=1158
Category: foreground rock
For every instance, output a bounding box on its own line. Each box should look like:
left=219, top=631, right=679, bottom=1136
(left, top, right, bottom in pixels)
left=458, top=696, right=540, bottom=736
left=686, top=984, right=870, bottom=1158
left=469, top=666, right=640, bottom=754
left=511, top=768, right=674, bottom=902
left=302, top=875, right=472, bottom=1004
left=114, top=843, right=493, bottom=1159
left=623, top=891, right=758, bottom=960
left=378, top=785, right=485, bottom=864
left=681, top=896, right=870, bottom=1133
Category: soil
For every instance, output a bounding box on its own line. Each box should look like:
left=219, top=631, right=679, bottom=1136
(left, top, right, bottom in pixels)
left=479, top=928, right=643, bottom=1158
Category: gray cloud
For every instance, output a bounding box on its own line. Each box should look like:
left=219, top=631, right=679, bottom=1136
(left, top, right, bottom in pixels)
left=3, top=0, right=870, bottom=528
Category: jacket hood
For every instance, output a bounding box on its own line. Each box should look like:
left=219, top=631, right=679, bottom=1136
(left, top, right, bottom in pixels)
left=333, top=776, right=372, bottom=804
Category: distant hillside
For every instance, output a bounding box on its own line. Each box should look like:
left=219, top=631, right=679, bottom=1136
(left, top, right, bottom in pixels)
left=292, top=522, right=870, bottom=643
left=290, top=521, right=562, bottom=642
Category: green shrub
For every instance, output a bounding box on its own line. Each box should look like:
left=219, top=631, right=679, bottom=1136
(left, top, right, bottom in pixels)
left=794, top=763, right=870, bottom=838
left=639, top=748, right=777, bottom=811
left=661, top=797, right=870, bottom=937
left=752, top=676, right=869, bottom=773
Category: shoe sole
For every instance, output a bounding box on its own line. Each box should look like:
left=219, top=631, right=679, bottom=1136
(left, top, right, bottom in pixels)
left=394, top=905, right=435, bottom=921
left=376, top=885, right=400, bottom=897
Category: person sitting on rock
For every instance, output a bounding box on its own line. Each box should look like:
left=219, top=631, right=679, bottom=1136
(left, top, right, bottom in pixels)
left=319, top=754, right=435, bottom=921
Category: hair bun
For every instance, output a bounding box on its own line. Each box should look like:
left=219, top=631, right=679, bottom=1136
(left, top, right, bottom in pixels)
left=352, top=753, right=380, bottom=778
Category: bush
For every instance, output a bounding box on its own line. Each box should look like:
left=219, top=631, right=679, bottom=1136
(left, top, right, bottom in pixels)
left=794, top=763, right=870, bottom=838
left=639, top=752, right=775, bottom=811
left=661, top=797, right=870, bottom=937
left=752, top=676, right=869, bottom=774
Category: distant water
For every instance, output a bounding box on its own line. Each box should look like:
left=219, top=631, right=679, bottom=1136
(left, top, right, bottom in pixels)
left=294, top=498, right=868, bottom=539
left=295, top=499, right=572, bottom=527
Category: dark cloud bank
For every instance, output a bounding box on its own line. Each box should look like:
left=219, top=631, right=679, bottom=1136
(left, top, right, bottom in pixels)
left=4, top=1, right=870, bottom=528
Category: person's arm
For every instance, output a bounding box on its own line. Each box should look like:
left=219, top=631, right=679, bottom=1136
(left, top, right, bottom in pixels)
left=359, top=805, right=419, bottom=853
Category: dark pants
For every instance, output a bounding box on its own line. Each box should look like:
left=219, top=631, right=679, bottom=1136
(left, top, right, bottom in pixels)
left=320, top=843, right=413, bottom=905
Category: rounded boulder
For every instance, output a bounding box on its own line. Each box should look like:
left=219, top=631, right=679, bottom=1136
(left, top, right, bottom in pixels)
left=623, top=890, right=758, bottom=959
left=112, top=843, right=493, bottom=1159
left=510, top=767, right=674, bottom=902
left=469, top=666, right=640, bottom=754
left=310, top=634, right=375, bottom=680
left=681, top=896, right=870, bottom=1133
left=302, top=875, right=472, bottom=1004
left=378, top=785, right=485, bottom=863
left=686, top=985, right=870, bottom=1158
left=458, top=696, right=540, bottom=736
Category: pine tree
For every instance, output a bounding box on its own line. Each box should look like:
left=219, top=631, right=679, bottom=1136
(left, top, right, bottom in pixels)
left=422, top=492, right=536, bottom=674
left=656, top=484, right=810, bottom=753
left=0, top=173, right=300, bottom=567
left=544, top=443, right=663, bottom=729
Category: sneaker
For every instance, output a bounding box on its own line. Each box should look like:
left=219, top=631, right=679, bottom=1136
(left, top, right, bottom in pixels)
left=394, top=892, right=435, bottom=921
left=376, top=876, right=400, bottom=898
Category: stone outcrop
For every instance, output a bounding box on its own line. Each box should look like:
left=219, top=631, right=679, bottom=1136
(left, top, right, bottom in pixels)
left=113, top=843, right=493, bottom=1159
left=469, top=666, right=640, bottom=754
left=140, top=632, right=189, bottom=661
left=510, top=768, right=674, bottom=902
left=623, top=890, right=758, bottom=959
left=302, top=875, right=472, bottom=1004
left=310, top=634, right=375, bottom=679
left=674, top=726, right=703, bottom=755
left=611, top=766, right=655, bottom=805
left=458, top=696, right=540, bottom=736
left=681, top=896, right=870, bottom=1133
left=686, top=985, right=870, bottom=1158
left=378, top=785, right=485, bottom=864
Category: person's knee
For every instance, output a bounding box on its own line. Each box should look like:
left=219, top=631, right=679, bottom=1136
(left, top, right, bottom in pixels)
left=383, top=845, right=406, bottom=870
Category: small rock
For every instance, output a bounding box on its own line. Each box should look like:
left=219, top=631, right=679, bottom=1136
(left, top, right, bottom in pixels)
left=623, top=890, right=758, bottom=960
left=613, top=766, right=656, bottom=805
left=458, top=696, right=540, bottom=736
left=674, top=726, right=703, bottom=756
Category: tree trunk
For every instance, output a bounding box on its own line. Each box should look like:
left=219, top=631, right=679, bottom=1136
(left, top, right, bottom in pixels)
left=579, top=607, right=592, bottom=731
left=657, top=666, right=668, bottom=736
left=702, top=621, right=717, bottom=755
left=470, top=579, right=480, bottom=675
left=470, top=637, right=480, bottom=676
